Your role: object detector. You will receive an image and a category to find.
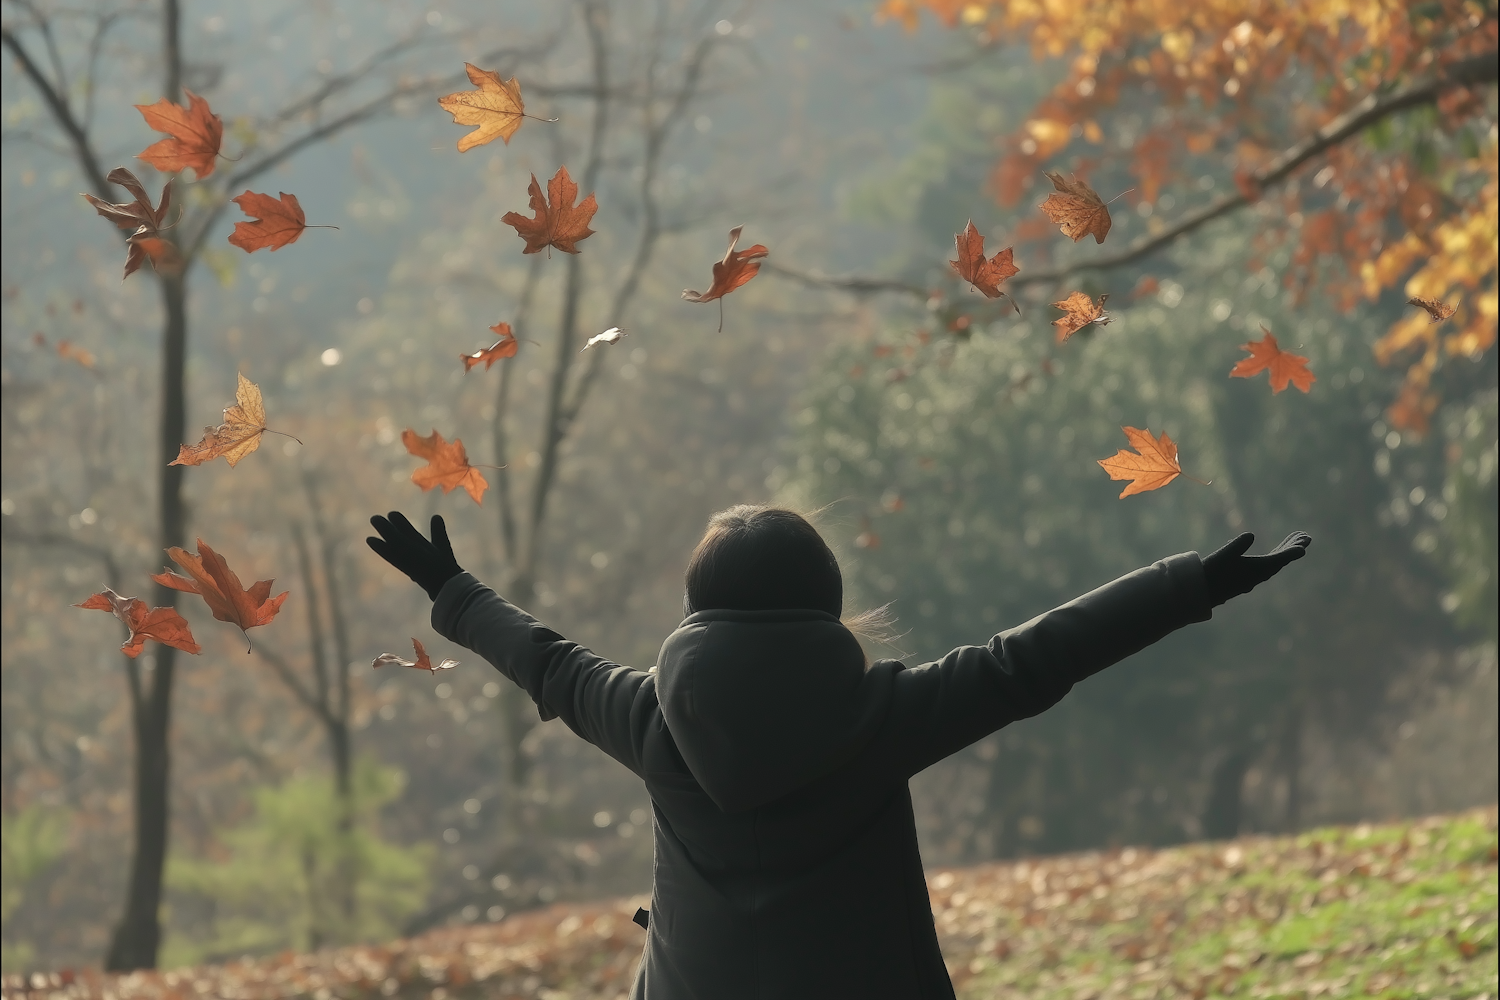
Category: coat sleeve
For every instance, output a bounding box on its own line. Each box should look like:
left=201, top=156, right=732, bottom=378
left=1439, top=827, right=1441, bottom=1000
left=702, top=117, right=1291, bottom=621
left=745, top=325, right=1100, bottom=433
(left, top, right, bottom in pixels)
left=431, top=573, right=657, bottom=776
left=885, top=552, right=1213, bottom=778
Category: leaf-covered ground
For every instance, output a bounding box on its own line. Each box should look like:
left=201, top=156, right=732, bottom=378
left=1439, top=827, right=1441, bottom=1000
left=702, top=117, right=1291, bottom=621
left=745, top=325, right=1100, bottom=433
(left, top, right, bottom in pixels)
left=4, top=807, right=1494, bottom=1000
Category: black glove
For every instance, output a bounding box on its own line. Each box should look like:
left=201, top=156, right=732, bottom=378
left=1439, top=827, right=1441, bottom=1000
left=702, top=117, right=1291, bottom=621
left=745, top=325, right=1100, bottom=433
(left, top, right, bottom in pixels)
left=1201, top=531, right=1311, bottom=607
left=367, top=512, right=463, bottom=600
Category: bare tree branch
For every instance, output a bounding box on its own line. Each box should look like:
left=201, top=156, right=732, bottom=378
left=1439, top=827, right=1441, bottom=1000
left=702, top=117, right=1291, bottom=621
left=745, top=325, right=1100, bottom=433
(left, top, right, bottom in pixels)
left=252, top=641, right=334, bottom=726
left=765, top=51, right=1500, bottom=299
left=1, top=24, right=111, bottom=196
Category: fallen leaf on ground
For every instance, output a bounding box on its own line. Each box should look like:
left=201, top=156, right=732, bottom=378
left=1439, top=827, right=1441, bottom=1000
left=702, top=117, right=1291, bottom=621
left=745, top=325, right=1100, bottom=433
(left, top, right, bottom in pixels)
left=438, top=64, right=541, bottom=151
left=1097, top=426, right=1183, bottom=498
left=1408, top=296, right=1457, bottom=323
left=75, top=588, right=200, bottom=658
left=1229, top=327, right=1315, bottom=393
left=372, top=638, right=459, bottom=673
left=949, top=221, right=1019, bottom=299
left=171, top=373, right=294, bottom=467
left=1052, top=291, right=1111, bottom=342
left=82, top=167, right=182, bottom=279
left=462, top=322, right=520, bottom=371
left=153, top=539, right=289, bottom=649
left=1040, top=172, right=1115, bottom=244
left=135, top=88, right=223, bottom=179
left=581, top=327, right=625, bottom=351
left=228, top=191, right=308, bottom=252
left=502, top=167, right=597, bottom=255
left=682, top=226, right=769, bottom=331
left=403, top=429, right=488, bottom=505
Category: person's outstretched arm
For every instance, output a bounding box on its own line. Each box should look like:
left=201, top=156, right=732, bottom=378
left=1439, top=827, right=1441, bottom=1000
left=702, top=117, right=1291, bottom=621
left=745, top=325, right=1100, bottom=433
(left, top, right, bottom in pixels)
left=887, top=532, right=1310, bottom=778
left=367, top=512, right=656, bottom=775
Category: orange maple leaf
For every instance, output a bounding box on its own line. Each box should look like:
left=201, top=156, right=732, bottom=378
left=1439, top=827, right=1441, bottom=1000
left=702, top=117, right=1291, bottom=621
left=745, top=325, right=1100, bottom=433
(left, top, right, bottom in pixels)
left=171, top=373, right=298, bottom=467
left=461, top=322, right=519, bottom=371
left=75, top=588, right=200, bottom=658
left=402, top=429, right=489, bottom=505
left=82, top=167, right=182, bottom=279
left=682, top=226, right=769, bottom=332
left=1407, top=296, right=1457, bottom=323
left=502, top=167, right=597, bottom=255
left=135, top=88, right=223, bottom=179
left=1229, top=327, right=1315, bottom=394
left=1051, top=291, right=1111, bottom=343
left=1039, top=172, right=1115, bottom=244
left=372, top=637, right=459, bottom=673
left=228, top=191, right=309, bottom=252
left=1097, top=426, right=1185, bottom=498
left=949, top=221, right=1020, bottom=299
left=438, top=63, right=552, bottom=151
left=152, top=539, right=288, bottom=649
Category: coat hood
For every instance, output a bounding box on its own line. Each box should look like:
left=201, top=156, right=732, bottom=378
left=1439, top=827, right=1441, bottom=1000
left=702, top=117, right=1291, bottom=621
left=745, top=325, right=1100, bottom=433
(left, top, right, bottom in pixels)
left=655, top=608, right=888, bottom=813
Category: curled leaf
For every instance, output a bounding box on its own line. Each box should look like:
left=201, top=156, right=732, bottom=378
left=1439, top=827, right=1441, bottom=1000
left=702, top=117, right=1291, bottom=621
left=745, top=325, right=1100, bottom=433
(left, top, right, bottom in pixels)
left=581, top=327, right=626, bottom=352
left=461, top=322, right=519, bottom=371
left=1039, top=172, right=1115, bottom=244
left=372, top=638, right=459, bottom=673
left=82, top=167, right=180, bottom=279
left=75, top=588, right=201, bottom=658
left=682, top=226, right=768, bottom=332
left=949, top=221, right=1019, bottom=299
left=1408, top=296, right=1457, bottom=323
left=171, top=373, right=292, bottom=467
left=1051, top=291, right=1111, bottom=343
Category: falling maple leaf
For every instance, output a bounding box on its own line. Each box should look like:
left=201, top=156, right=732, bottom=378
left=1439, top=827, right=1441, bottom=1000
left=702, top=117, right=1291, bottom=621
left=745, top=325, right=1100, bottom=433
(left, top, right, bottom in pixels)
left=402, top=428, right=488, bottom=505
left=1229, top=327, right=1315, bottom=394
left=1097, top=426, right=1185, bottom=498
left=502, top=167, right=597, bottom=255
left=171, top=373, right=297, bottom=467
left=437, top=63, right=555, bottom=151
left=1408, top=296, right=1457, bottom=323
left=228, top=191, right=310, bottom=252
left=682, top=226, right=769, bottom=332
left=462, top=322, right=520, bottom=371
left=152, top=539, right=289, bottom=649
left=949, top=221, right=1020, bottom=299
left=1052, top=291, right=1111, bottom=343
left=372, top=638, right=459, bottom=673
left=135, top=88, right=223, bottom=179
left=82, top=167, right=182, bottom=279
left=1039, top=172, right=1116, bottom=244
left=581, top=327, right=626, bottom=351
left=75, top=588, right=200, bottom=659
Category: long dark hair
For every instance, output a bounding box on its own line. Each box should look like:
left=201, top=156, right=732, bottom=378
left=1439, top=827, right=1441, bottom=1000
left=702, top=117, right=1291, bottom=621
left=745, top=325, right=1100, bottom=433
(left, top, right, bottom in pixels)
left=684, top=504, right=899, bottom=649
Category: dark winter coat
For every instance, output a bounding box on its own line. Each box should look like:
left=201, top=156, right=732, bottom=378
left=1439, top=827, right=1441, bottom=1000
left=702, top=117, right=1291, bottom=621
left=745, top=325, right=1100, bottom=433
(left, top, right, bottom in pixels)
left=431, top=551, right=1213, bottom=999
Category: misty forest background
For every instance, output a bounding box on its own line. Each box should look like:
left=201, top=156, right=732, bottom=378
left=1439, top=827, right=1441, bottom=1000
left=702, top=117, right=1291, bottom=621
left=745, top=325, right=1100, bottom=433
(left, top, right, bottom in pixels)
left=2, top=0, right=1497, bottom=973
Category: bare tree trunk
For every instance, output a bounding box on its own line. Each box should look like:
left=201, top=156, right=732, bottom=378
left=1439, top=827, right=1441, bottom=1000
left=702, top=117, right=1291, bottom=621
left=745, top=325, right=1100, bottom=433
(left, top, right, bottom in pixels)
left=105, top=270, right=188, bottom=972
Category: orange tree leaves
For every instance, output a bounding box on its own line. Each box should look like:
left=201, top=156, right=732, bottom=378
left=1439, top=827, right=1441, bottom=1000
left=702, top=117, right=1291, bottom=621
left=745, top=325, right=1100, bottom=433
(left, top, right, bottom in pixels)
left=438, top=63, right=541, bottom=152
left=461, top=322, right=519, bottom=371
left=1051, top=291, right=1111, bottom=343
left=1230, top=328, right=1315, bottom=394
left=372, top=638, right=459, bottom=673
left=135, top=88, right=223, bottom=179
left=171, top=373, right=297, bottom=467
left=75, top=588, right=200, bottom=659
left=228, top=191, right=309, bottom=252
left=402, top=428, right=488, bottom=505
left=1039, top=172, right=1115, bottom=244
left=502, top=167, right=597, bottom=255
left=949, top=221, right=1019, bottom=299
left=682, top=226, right=769, bottom=331
left=1097, top=427, right=1184, bottom=499
left=82, top=167, right=182, bottom=279
left=153, top=539, right=289, bottom=649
